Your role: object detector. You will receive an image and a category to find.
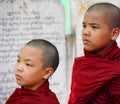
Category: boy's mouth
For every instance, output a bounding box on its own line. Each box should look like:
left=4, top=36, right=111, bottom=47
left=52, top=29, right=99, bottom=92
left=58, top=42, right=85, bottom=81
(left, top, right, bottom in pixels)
left=15, top=74, right=22, bottom=79
left=83, top=39, right=89, bottom=44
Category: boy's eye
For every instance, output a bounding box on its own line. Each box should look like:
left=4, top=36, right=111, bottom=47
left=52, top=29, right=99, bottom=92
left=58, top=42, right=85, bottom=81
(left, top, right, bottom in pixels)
left=17, top=59, right=20, bottom=62
left=92, top=26, right=96, bottom=28
left=26, top=63, right=33, bottom=67
left=92, top=25, right=98, bottom=29
left=82, top=24, right=86, bottom=28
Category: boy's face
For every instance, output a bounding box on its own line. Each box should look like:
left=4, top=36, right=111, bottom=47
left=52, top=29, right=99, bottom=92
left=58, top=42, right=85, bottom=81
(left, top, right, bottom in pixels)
left=82, top=11, right=114, bottom=53
left=15, top=45, right=47, bottom=90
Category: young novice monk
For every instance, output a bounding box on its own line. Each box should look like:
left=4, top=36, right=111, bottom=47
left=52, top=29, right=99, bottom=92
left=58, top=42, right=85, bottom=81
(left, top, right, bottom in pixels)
left=69, top=2, right=120, bottom=104
left=6, top=39, right=60, bottom=104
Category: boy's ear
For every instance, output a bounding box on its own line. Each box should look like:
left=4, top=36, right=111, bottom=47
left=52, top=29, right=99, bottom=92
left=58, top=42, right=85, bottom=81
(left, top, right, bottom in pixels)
left=43, top=67, right=54, bottom=79
left=111, top=28, right=120, bottom=40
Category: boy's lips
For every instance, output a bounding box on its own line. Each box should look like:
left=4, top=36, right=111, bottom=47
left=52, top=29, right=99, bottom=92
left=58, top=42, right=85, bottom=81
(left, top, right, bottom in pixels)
left=15, top=74, right=22, bottom=79
left=83, top=39, right=90, bottom=44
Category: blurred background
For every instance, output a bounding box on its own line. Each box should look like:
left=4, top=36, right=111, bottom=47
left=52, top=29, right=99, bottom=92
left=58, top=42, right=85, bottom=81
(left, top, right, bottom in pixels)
left=0, top=0, right=120, bottom=104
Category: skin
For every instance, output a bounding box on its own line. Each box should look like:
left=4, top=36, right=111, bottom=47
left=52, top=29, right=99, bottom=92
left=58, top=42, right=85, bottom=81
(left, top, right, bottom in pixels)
left=15, top=45, right=53, bottom=90
left=82, top=11, right=119, bottom=54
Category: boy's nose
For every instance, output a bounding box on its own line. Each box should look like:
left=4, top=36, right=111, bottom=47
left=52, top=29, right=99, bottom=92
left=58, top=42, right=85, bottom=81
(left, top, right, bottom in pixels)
left=82, top=27, right=90, bottom=36
left=16, top=63, right=24, bottom=72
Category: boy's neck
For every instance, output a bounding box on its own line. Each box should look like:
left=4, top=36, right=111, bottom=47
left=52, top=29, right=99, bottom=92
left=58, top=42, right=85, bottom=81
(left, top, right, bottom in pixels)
left=97, top=41, right=115, bottom=55
left=85, top=41, right=116, bottom=56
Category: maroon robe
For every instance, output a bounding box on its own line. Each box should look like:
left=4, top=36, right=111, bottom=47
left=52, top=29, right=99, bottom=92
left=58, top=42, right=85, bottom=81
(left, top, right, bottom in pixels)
left=6, top=80, right=59, bottom=104
left=69, top=42, right=120, bottom=104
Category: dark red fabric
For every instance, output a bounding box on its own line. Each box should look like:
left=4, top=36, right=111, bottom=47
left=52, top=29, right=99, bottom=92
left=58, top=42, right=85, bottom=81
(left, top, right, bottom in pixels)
left=69, top=42, right=120, bottom=104
left=6, top=80, right=59, bottom=104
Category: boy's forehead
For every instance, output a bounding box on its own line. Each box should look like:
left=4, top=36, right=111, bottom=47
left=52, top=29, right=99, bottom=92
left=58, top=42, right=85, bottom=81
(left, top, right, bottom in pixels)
left=20, top=45, right=43, bottom=54
left=85, top=11, right=105, bottom=20
left=86, top=9, right=105, bottom=15
left=83, top=11, right=109, bottom=26
left=19, top=45, right=44, bottom=60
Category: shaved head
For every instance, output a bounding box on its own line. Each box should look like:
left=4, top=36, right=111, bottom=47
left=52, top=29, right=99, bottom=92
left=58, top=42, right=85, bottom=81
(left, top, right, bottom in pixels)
left=86, top=2, right=120, bottom=29
left=26, top=39, right=59, bottom=71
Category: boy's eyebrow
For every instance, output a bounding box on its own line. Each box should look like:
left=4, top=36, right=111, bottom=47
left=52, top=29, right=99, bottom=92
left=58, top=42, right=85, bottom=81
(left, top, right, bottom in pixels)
left=90, top=23, right=99, bottom=25
left=17, top=55, right=34, bottom=62
left=82, top=22, right=99, bottom=26
left=82, top=22, right=85, bottom=24
left=17, top=55, right=20, bottom=58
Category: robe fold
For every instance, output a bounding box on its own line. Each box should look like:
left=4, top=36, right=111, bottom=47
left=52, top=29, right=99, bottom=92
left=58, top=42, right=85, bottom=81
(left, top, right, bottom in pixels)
left=6, top=80, right=59, bottom=104
left=69, top=42, right=120, bottom=104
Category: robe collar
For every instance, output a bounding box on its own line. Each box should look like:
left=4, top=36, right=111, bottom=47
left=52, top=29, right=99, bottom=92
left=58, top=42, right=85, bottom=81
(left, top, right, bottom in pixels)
left=84, top=41, right=120, bottom=61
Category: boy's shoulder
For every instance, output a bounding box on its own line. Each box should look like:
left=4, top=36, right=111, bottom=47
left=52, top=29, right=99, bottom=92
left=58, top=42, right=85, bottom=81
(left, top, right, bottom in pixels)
left=6, top=81, right=59, bottom=104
